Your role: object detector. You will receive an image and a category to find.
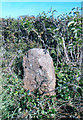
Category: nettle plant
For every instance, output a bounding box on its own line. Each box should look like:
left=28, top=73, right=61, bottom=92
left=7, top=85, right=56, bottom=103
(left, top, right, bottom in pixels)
left=0, top=7, right=82, bottom=119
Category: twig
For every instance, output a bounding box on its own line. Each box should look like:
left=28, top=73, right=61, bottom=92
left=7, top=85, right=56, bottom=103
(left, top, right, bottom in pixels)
left=62, top=37, right=70, bottom=64
left=8, top=55, right=17, bottom=74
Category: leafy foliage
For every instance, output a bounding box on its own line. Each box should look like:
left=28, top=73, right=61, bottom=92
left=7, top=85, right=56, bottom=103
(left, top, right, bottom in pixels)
left=0, top=8, right=82, bottom=119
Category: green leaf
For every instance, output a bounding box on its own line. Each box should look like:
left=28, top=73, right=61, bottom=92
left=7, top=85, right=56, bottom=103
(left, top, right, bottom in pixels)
left=72, top=8, right=75, bottom=10
left=41, top=110, right=45, bottom=114
left=68, top=21, right=74, bottom=27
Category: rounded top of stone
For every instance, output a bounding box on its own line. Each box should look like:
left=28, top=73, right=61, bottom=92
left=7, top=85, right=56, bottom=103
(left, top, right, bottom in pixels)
left=28, top=48, right=49, bottom=55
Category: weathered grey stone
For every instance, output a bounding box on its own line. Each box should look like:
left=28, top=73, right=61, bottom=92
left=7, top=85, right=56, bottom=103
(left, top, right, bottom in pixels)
left=23, top=48, right=56, bottom=96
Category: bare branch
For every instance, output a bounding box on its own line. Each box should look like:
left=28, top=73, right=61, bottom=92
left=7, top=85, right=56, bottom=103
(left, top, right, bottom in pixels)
left=62, top=37, right=70, bottom=64
left=8, top=55, right=17, bottom=74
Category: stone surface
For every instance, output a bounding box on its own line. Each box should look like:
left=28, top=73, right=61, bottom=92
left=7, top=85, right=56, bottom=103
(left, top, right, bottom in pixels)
left=23, top=48, right=56, bottom=96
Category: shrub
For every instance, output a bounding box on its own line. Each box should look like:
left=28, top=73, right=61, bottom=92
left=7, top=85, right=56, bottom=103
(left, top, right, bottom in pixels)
left=0, top=8, right=82, bottom=119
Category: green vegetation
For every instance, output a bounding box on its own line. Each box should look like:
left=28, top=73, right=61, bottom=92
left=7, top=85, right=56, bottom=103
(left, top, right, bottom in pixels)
left=0, top=8, right=82, bottom=119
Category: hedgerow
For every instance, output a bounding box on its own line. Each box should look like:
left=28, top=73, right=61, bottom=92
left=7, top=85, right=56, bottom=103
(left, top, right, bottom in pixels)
left=0, top=8, right=82, bottom=119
